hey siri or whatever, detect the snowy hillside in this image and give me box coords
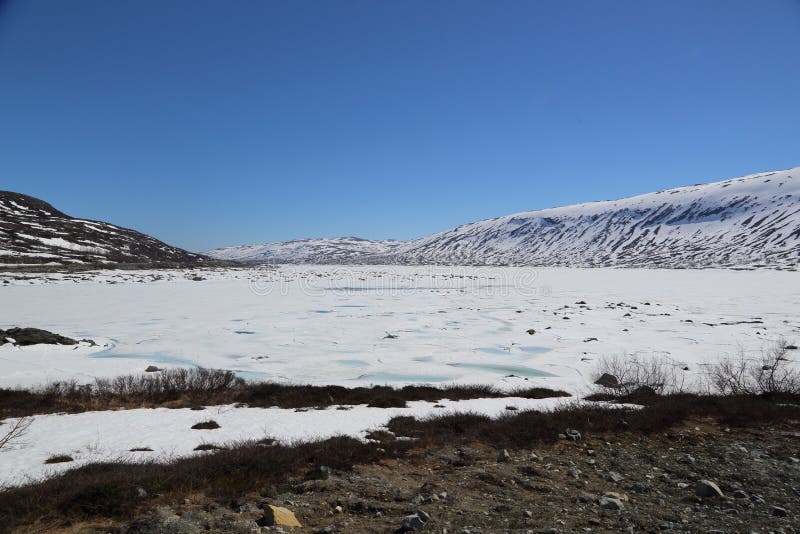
[0,191,210,268]
[389,168,799,269]
[207,237,403,264]
[211,167,799,269]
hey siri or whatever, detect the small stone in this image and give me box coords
[565,429,582,441]
[400,513,427,531]
[607,471,624,483]
[567,467,579,479]
[732,490,748,499]
[136,487,148,498]
[771,506,788,517]
[334,505,343,514]
[695,480,724,498]
[497,449,511,463]
[523,510,533,518]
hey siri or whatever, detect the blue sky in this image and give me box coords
[1,0,798,252]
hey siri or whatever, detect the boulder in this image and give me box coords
[695,480,724,498]
[598,497,624,510]
[399,512,428,531]
[0,327,79,346]
[594,373,620,388]
[256,505,302,527]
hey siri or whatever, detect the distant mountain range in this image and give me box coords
[208,237,403,264]
[208,167,800,269]
[0,191,211,269]
[3,167,798,270]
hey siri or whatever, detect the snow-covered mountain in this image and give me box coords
[0,191,211,268]
[210,167,799,269]
[388,167,800,269]
[207,237,403,264]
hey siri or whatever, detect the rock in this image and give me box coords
[306,465,334,480]
[598,496,624,510]
[607,471,624,483]
[565,429,581,442]
[144,365,161,372]
[577,492,596,503]
[523,510,533,518]
[497,449,511,463]
[0,327,79,346]
[695,480,724,498]
[526,329,536,335]
[594,373,620,388]
[567,467,579,479]
[771,506,788,517]
[400,513,427,531]
[257,505,302,527]
[136,487,148,498]
[732,489,748,499]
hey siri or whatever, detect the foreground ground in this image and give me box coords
[13,418,800,533]
[3,396,799,533]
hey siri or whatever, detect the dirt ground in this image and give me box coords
[68,417,800,534]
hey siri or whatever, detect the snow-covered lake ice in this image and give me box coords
[2,265,798,392]
[1,265,798,485]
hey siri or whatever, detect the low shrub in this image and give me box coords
[709,339,800,396]
[0,369,571,418]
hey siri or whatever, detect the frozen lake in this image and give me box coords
[2,265,798,394]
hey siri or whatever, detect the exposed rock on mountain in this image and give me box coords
[0,191,211,269]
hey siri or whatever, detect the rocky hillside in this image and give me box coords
[0,191,211,269]
[209,167,799,269]
[207,237,403,264]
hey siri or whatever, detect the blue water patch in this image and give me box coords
[518,346,551,354]
[447,362,555,377]
[338,359,369,367]
[90,351,198,367]
[479,347,512,356]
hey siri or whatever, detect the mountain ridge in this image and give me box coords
[208,167,800,269]
[0,190,213,269]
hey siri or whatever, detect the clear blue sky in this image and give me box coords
[1,0,798,252]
